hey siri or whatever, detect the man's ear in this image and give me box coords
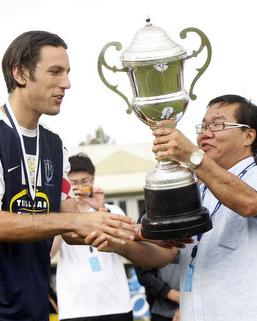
[245,128,256,147]
[12,65,27,86]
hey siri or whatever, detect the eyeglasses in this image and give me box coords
[70,179,93,187]
[195,121,250,134]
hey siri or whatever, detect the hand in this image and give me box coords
[73,211,138,245]
[84,223,140,252]
[133,225,194,248]
[84,230,127,252]
[152,120,196,164]
[167,289,180,304]
[142,238,194,249]
[81,186,105,210]
[131,224,144,241]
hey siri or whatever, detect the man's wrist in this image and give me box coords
[187,148,205,171]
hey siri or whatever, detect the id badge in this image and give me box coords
[89,256,101,272]
[183,264,194,292]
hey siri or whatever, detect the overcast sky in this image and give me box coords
[0,0,256,149]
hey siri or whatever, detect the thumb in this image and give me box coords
[99,207,108,212]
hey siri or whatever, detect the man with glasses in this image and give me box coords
[88,95,257,321]
[150,94,257,321]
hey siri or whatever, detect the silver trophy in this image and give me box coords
[98,19,212,239]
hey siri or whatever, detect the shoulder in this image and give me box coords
[39,123,66,155]
[39,122,62,141]
[243,161,257,190]
[230,157,257,190]
[0,110,12,128]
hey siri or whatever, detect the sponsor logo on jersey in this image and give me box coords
[9,189,50,213]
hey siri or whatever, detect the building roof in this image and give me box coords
[69,143,155,195]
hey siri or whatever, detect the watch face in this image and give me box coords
[191,154,202,165]
[190,150,204,166]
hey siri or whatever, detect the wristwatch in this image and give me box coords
[187,149,205,170]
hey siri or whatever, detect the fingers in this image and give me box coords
[84,218,135,242]
[152,147,174,162]
[144,238,194,249]
[93,186,104,194]
[152,128,174,142]
[152,142,170,152]
[167,241,187,249]
[97,240,109,251]
[168,238,194,248]
[77,212,137,242]
[176,238,194,244]
[98,207,108,212]
[102,235,126,247]
[108,213,135,224]
[101,225,135,241]
[85,232,109,247]
[152,119,177,138]
[85,231,126,252]
[85,231,108,248]
[85,231,98,244]
[152,130,178,161]
[152,239,179,249]
[105,214,138,233]
[152,130,178,148]
[70,232,80,238]
[133,225,144,241]
[151,119,176,130]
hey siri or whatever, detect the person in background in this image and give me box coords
[51,153,133,321]
[0,30,135,321]
[135,263,180,321]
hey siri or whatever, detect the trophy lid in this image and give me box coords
[121,18,187,64]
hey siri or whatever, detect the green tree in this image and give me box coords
[79,127,111,145]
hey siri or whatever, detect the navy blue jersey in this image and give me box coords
[0,120,63,320]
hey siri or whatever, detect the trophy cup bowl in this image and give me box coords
[97,19,213,239]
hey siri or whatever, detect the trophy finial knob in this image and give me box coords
[145,16,152,26]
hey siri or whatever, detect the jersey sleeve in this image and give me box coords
[61,147,74,201]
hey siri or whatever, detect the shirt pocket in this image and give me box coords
[217,214,246,250]
[208,216,246,267]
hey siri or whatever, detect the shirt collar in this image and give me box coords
[229,156,255,176]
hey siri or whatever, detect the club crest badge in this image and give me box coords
[44,160,54,184]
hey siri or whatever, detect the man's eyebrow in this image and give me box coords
[202,115,226,122]
[48,65,70,72]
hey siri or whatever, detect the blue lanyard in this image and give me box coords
[192,160,256,255]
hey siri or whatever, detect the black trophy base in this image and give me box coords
[141,183,212,240]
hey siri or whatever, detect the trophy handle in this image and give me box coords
[179,28,212,100]
[97,42,132,114]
